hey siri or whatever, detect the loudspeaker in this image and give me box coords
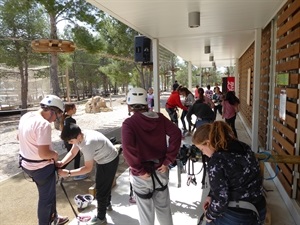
[134,36,151,62]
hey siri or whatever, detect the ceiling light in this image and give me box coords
[209,55,214,61]
[188,12,200,28]
[204,46,210,54]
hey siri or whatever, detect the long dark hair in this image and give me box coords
[225,91,240,105]
[197,87,205,102]
[180,87,193,97]
[60,103,76,130]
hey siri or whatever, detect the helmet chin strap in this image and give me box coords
[49,110,54,121]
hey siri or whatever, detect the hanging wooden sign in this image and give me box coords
[31,39,75,53]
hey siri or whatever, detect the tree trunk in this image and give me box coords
[49,14,61,96]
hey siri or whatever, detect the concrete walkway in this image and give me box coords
[0,94,297,225]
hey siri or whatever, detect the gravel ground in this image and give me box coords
[0,95,129,182]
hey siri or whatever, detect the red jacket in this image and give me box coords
[166,91,188,111]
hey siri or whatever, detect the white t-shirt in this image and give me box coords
[77,130,118,164]
[18,111,54,170]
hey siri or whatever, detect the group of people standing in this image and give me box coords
[166,82,240,138]
[17,83,265,225]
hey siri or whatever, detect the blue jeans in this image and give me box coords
[195,119,212,128]
[23,164,57,225]
[207,207,266,225]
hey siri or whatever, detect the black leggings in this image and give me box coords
[62,142,81,169]
[180,110,189,130]
[225,114,237,138]
[166,107,178,125]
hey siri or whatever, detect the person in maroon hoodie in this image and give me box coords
[122,87,181,225]
[165,85,188,126]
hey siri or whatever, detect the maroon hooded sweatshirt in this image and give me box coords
[121,111,181,176]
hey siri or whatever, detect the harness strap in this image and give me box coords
[19,154,48,168]
[134,170,168,199]
[228,201,259,216]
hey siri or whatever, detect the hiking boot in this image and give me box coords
[87,216,107,225]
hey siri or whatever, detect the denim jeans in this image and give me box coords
[23,164,57,225]
[207,206,266,225]
[195,119,212,128]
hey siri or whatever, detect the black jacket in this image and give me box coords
[186,100,214,126]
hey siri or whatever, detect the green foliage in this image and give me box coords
[72,26,104,53]
[0,0,49,67]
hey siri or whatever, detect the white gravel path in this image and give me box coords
[0,96,129,182]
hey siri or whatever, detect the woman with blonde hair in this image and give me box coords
[192,121,266,225]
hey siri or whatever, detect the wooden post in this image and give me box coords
[255,153,300,164]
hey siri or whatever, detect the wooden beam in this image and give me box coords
[255,153,300,164]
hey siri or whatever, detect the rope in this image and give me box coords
[258,151,280,180]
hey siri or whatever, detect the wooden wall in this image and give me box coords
[273,0,300,200]
[238,0,300,202]
[238,44,254,128]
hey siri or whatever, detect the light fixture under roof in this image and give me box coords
[188,12,200,28]
[204,46,210,54]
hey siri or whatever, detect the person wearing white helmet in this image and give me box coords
[18,94,68,225]
[122,87,182,225]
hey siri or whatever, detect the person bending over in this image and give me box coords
[58,124,119,225]
[192,121,266,225]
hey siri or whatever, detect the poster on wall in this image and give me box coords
[279,89,286,120]
[221,77,235,93]
[276,73,289,86]
[227,77,235,91]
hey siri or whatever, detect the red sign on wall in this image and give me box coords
[227,77,235,91]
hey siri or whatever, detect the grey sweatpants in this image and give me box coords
[130,170,173,225]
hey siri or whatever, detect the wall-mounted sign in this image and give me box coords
[279,89,286,120]
[276,73,289,86]
[227,77,235,91]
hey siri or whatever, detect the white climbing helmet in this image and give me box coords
[126,87,147,105]
[40,95,64,112]
[74,194,94,209]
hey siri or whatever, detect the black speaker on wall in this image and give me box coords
[134,36,151,62]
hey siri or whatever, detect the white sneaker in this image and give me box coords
[87,216,107,225]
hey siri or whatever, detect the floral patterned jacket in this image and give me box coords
[206,140,264,220]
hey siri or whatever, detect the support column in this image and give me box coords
[188,61,192,90]
[234,59,239,97]
[152,39,160,113]
[251,28,262,152]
